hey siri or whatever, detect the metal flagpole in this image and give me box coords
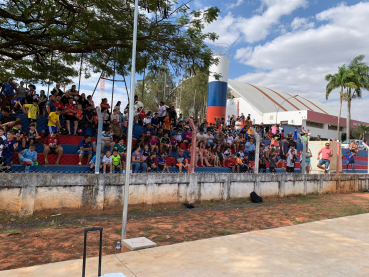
[78,54,83,92]
[164,72,166,100]
[111,47,117,113]
[122,0,139,241]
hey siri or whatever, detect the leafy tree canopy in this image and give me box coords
[0,0,220,84]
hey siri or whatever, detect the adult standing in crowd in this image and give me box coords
[168,105,177,126]
[45,95,56,118]
[317,142,333,173]
[52,84,64,97]
[1,77,17,111]
[158,102,167,123]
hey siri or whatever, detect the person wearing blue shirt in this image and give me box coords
[293,128,298,142]
[77,135,93,165]
[2,130,18,173]
[89,153,103,173]
[18,144,38,173]
[1,77,17,111]
[175,149,189,173]
[151,113,160,134]
[343,151,355,173]
[244,140,256,161]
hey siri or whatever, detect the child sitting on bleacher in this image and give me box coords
[102,150,113,174]
[170,134,178,153]
[111,150,122,173]
[142,144,150,161]
[243,153,253,173]
[18,144,37,173]
[148,135,159,154]
[12,122,23,144]
[146,152,157,173]
[228,153,237,173]
[158,152,170,173]
[120,149,132,173]
[114,138,126,156]
[89,153,103,173]
[76,104,83,121]
[22,123,40,149]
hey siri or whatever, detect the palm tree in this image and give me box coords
[325,66,357,141]
[355,124,369,140]
[346,55,369,139]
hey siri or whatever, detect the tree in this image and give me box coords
[135,68,177,113]
[355,124,369,140]
[325,66,357,141]
[0,0,220,84]
[178,71,209,121]
[346,55,369,139]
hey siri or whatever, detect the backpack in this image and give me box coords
[59,126,68,135]
[250,191,263,203]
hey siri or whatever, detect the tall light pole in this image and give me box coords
[121,0,139,241]
[275,95,298,125]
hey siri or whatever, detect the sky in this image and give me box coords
[37,0,369,122]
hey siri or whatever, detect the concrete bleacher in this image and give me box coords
[4,112,367,173]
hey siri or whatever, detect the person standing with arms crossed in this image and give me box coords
[317,143,333,173]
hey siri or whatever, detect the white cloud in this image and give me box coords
[203,12,240,45]
[234,47,253,64]
[234,2,369,122]
[227,0,244,10]
[235,0,308,43]
[290,17,314,31]
[204,0,308,45]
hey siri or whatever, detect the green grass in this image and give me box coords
[129,209,143,214]
[114,228,122,235]
[0,229,17,234]
[219,229,237,236]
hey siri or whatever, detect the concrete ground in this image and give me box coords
[2,213,369,277]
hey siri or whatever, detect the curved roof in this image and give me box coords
[228,80,338,116]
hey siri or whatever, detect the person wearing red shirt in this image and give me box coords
[228,154,237,173]
[43,131,64,165]
[54,96,64,110]
[64,98,78,136]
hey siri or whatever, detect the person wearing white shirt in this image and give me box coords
[226,115,231,127]
[102,151,113,174]
[197,130,206,147]
[204,130,216,146]
[143,114,151,126]
[158,101,167,123]
[226,134,234,144]
[279,124,283,133]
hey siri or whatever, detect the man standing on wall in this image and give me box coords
[317,143,333,173]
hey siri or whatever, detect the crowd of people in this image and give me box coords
[0,77,356,174]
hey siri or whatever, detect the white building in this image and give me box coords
[227,80,368,139]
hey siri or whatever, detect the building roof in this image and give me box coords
[228,80,338,116]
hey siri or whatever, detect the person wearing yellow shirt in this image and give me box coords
[48,108,62,134]
[23,99,40,128]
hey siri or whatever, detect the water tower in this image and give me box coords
[206,44,230,124]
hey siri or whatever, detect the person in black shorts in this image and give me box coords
[146,152,158,173]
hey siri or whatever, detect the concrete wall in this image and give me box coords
[1,173,369,217]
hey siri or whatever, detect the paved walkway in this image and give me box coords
[2,214,369,277]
